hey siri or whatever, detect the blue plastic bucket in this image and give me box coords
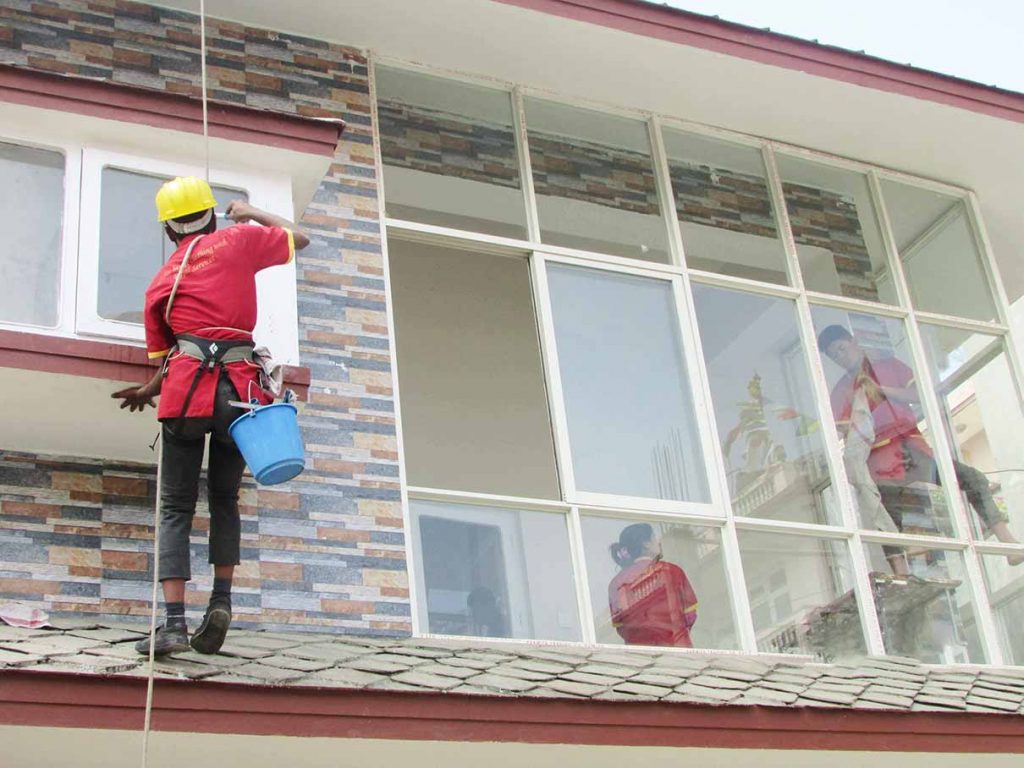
[228,402,305,485]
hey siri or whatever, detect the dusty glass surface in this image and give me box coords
[863,543,983,664]
[693,284,838,525]
[738,530,865,660]
[664,130,787,284]
[547,263,709,503]
[0,142,64,327]
[880,180,996,322]
[98,169,245,323]
[981,553,1024,665]
[526,98,669,263]
[376,67,527,238]
[777,155,896,305]
[411,500,580,641]
[581,515,737,650]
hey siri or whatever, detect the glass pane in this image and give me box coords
[880,180,996,322]
[812,308,955,537]
[663,130,787,284]
[582,516,738,650]
[919,325,1024,546]
[0,142,64,327]
[390,240,559,498]
[525,98,669,262]
[693,285,838,525]
[777,155,896,305]
[411,500,580,641]
[864,543,982,663]
[981,554,1024,665]
[547,264,709,503]
[376,67,527,239]
[738,531,865,660]
[97,169,246,323]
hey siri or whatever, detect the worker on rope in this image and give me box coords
[112,176,310,656]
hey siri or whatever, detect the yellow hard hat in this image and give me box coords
[155,176,218,222]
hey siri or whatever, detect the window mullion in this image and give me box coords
[647,115,686,269]
[513,86,542,244]
[761,144,803,290]
[567,506,598,644]
[868,171,1004,664]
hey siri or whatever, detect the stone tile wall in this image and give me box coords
[0,0,409,635]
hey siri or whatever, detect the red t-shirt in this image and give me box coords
[608,559,698,648]
[144,224,295,420]
[829,356,933,481]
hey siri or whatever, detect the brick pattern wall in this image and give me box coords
[0,1,409,634]
[377,99,878,300]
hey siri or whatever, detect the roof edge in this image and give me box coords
[494,0,1024,124]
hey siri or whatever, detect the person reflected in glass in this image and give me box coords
[466,586,507,638]
[608,523,698,647]
[817,325,1023,569]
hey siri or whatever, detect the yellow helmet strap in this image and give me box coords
[166,208,214,235]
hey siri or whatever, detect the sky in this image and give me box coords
[663,0,1024,94]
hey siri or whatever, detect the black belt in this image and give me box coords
[172,335,255,420]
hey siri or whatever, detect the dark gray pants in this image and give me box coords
[158,375,247,582]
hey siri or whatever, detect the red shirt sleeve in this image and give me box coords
[143,282,175,360]
[230,223,295,272]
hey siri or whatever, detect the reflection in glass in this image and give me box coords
[411,500,580,641]
[663,130,788,284]
[981,554,1024,665]
[738,531,865,660]
[376,67,527,238]
[880,180,996,322]
[98,169,245,323]
[547,264,709,502]
[525,98,669,262]
[582,517,737,649]
[919,325,1024,552]
[390,240,559,499]
[864,543,982,663]
[812,309,954,542]
[777,155,896,304]
[0,142,64,327]
[693,285,837,525]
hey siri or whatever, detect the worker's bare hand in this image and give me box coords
[225,200,258,224]
[111,386,156,413]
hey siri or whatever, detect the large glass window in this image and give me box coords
[0,142,64,327]
[811,307,955,539]
[738,530,865,660]
[376,67,528,238]
[546,263,709,504]
[525,98,669,263]
[981,554,1024,665]
[693,284,838,525]
[390,239,559,498]
[663,130,788,284]
[581,516,738,650]
[777,155,896,305]
[880,180,996,322]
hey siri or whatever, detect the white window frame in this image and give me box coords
[75,148,300,363]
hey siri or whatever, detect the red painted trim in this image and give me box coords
[0,65,345,155]
[495,0,1024,124]
[0,330,309,400]
[1,670,1023,752]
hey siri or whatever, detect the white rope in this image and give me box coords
[141,3,212,765]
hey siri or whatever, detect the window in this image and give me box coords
[0,142,66,328]
[380,63,1024,664]
[76,149,299,362]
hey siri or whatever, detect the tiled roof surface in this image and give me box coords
[3,619,1024,715]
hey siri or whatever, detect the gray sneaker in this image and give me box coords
[135,623,190,656]
[190,602,231,654]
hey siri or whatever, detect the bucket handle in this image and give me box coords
[228,383,297,413]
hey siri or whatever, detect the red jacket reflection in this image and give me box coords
[608,559,698,647]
